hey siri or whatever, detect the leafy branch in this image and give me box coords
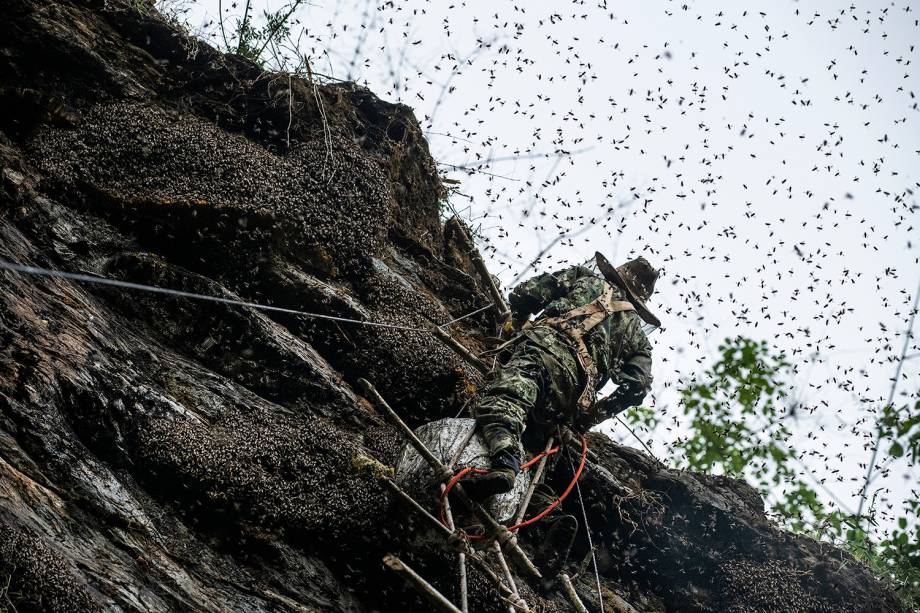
[210,0,308,68]
[675,335,919,607]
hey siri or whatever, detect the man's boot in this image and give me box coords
[458,448,520,503]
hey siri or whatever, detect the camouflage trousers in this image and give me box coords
[473,326,582,459]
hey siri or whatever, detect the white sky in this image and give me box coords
[182,0,920,539]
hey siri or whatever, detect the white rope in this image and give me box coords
[439,303,493,328]
[566,441,604,613]
[613,414,664,466]
[306,57,336,184]
[0,260,484,333]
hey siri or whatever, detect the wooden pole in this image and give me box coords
[449,426,477,469]
[359,378,453,482]
[476,509,541,579]
[446,423,476,612]
[384,554,463,613]
[431,325,490,375]
[458,549,468,613]
[359,378,542,579]
[448,217,511,321]
[514,436,555,525]
[440,485,468,613]
[382,478,451,538]
[381,477,517,604]
[559,574,589,613]
[491,541,529,613]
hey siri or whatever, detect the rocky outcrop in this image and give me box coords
[0,1,901,611]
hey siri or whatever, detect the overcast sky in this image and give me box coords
[183,0,919,538]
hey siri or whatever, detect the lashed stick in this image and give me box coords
[559,573,589,613]
[384,554,462,613]
[439,486,468,612]
[359,378,542,579]
[514,436,555,525]
[359,379,452,482]
[492,540,529,613]
[448,217,511,321]
[446,426,476,613]
[378,475,517,604]
[431,325,490,374]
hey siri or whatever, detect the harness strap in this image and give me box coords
[535,284,635,413]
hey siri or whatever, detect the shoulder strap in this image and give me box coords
[535,283,636,414]
[539,284,634,337]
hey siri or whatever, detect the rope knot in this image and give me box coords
[496,527,517,547]
[446,531,470,553]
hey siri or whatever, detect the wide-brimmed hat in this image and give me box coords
[595,252,661,328]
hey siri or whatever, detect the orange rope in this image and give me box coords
[521,446,560,470]
[439,434,588,540]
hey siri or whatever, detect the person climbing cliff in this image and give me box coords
[461,252,660,503]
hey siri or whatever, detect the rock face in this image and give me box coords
[0,1,902,611]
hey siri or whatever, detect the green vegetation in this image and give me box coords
[664,336,918,608]
[217,0,307,68]
[125,0,310,72]
[677,338,795,494]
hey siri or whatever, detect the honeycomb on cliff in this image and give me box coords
[28,101,394,271]
[0,523,97,613]
[134,409,387,542]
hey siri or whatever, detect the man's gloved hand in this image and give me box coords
[573,404,603,433]
[505,305,533,334]
[574,395,630,432]
[600,393,633,418]
[572,411,596,434]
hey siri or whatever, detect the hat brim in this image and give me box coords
[595,252,662,328]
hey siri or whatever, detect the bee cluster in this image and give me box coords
[28,101,395,275]
[349,261,482,421]
[134,409,386,542]
[717,558,834,613]
[0,522,96,612]
[26,85,484,427]
[24,92,486,524]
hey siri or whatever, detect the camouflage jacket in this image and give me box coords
[508,265,654,416]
